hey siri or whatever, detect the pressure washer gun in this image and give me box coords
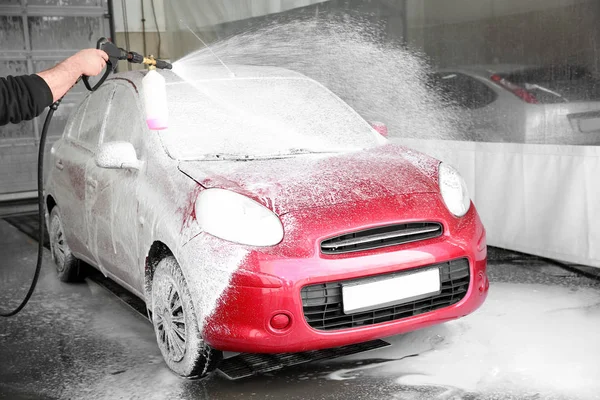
[82,37,172,91]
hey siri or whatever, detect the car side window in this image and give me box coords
[78,84,115,149]
[101,84,144,153]
[64,97,89,140]
[431,72,497,109]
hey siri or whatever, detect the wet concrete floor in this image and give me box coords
[1,218,599,400]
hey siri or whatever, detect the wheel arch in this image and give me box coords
[46,194,57,214]
[145,240,175,300]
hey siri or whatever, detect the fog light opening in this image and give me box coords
[270,313,291,330]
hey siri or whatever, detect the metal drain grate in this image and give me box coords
[216,339,390,380]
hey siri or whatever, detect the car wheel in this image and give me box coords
[151,256,222,378]
[49,207,85,282]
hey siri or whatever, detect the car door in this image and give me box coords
[49,96,92,259]
[86,82,146,291]
[76,84,117,273]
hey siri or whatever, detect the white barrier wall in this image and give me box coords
[392,138,600,268]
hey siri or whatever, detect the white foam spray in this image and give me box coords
[172,16,466,142]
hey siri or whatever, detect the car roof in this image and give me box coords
[106,64,308,88]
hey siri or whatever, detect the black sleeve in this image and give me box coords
[0,74,54,126]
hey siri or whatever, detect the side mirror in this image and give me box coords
[95,141,141,170]
[369,121,388,137]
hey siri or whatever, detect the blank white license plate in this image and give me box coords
[342,268,441,314]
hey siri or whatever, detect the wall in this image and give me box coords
[406,0,600,75]
[112,0,167,32]
[406,0,591,26]
[111,0,169,70]
[167,0,328,29]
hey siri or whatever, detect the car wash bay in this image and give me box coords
[2,217,600,400]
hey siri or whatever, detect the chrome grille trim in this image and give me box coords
[320,222,443,254]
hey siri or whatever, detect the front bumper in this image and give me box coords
[195,196,488,354]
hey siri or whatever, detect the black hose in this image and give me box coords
[0,100,60,317]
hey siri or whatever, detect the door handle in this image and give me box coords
[86,179,97,189]
[55,160,64,170]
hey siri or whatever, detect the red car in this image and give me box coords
[45,65,488,378]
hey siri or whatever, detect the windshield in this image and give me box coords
[159,77,386,160]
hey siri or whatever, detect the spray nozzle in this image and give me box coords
[97,37,173,70]
[139,55,173,70]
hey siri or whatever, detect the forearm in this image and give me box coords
[0,48,106,126]
[36,58,82,103]
[0,75,53,126]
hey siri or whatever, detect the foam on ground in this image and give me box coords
[325,282,600,400]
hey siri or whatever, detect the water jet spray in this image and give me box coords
[179,19,236,78]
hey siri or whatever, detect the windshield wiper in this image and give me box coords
[286,148,342,155]
[187,153,252,161]
[199,149,345,161]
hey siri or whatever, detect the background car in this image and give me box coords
[427,64,600,144]
[45,65,489,378]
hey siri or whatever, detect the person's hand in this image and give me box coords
[70,49,109,77]
[37,48,110,102]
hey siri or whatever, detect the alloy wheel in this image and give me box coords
[155,282,187,362]
[51,218,66,273]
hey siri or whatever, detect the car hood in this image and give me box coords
[178,144,440,215]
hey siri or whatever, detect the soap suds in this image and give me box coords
[160,75,386,160]
[179,233,249,331]
[178,144,440,216]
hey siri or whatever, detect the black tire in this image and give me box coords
[151,256,222,378]
[49,207,85,282]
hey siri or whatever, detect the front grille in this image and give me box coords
[320,222,443,254]
[301,258,470,331]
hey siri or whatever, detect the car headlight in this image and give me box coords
[438,162,471,217]
[196,188,284,246]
